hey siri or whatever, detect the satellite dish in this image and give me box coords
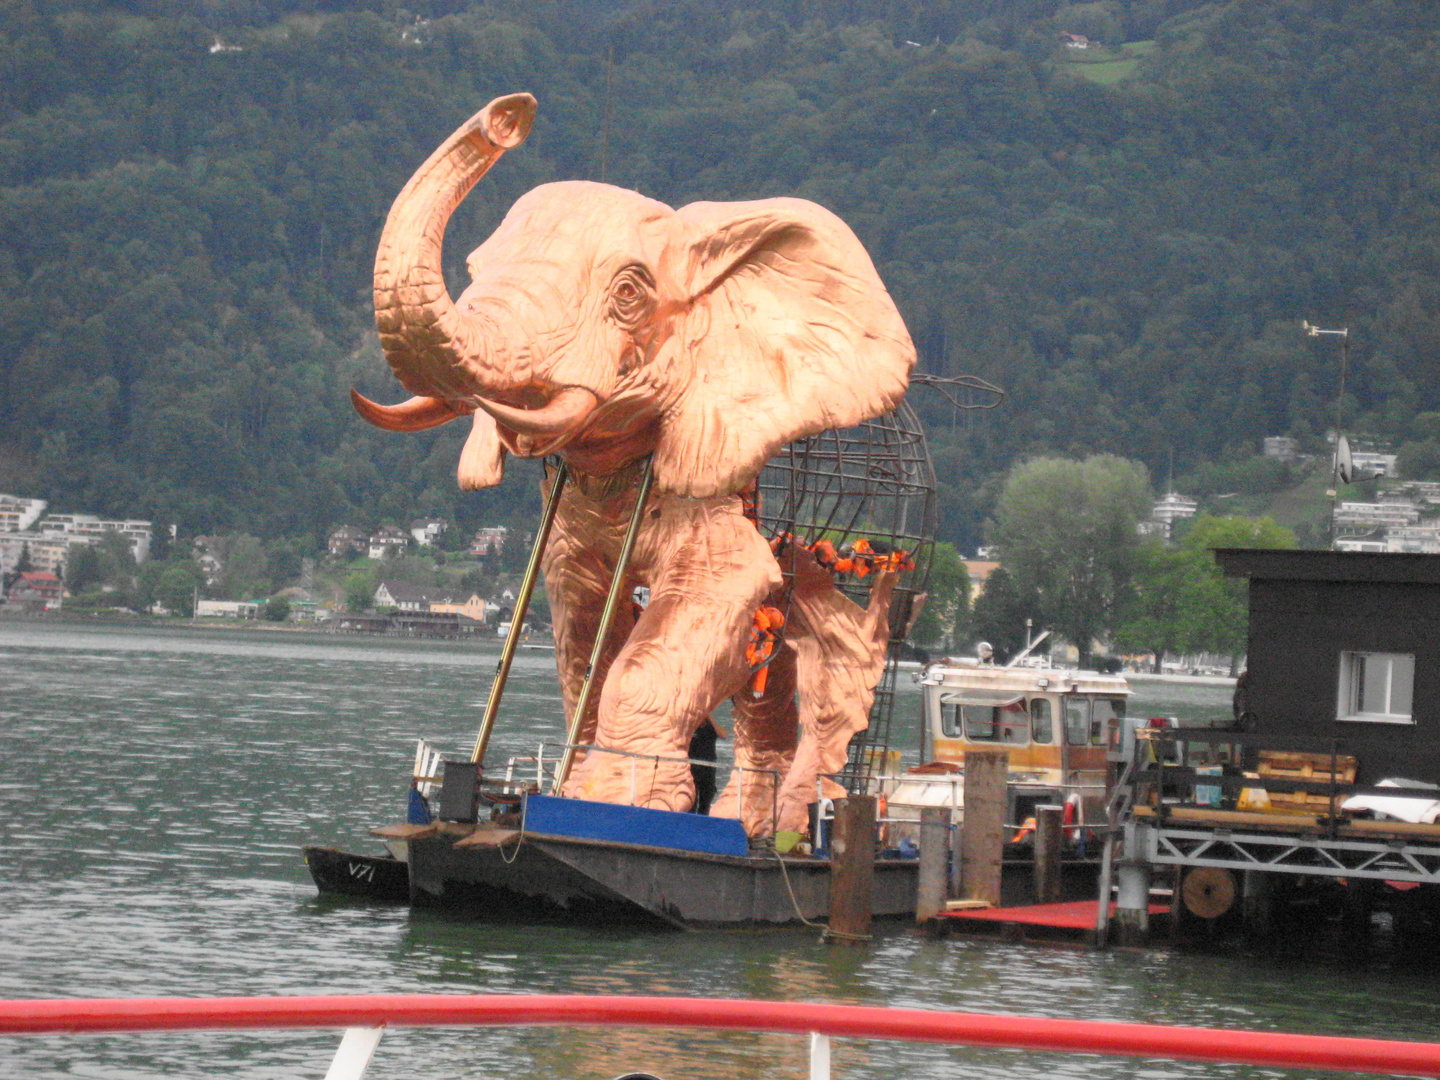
[1334,433,1354,484]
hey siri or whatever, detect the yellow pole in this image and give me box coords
[470,461,570,766]
[554,457,654,792]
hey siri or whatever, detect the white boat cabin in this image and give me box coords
[882,658,1131,831]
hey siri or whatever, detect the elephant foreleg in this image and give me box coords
[542,494,635,777]
[711,641,799,837]
[563,493,780,813]
[777,558,898,833]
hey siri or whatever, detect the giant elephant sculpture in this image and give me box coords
[354,94,916,834]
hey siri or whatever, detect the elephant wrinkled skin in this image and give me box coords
[356,94,916,834]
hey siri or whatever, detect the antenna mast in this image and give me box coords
[1302,320,1350,550]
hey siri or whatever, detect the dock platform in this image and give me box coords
[928,899,1171,945]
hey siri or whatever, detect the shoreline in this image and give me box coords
[1126,671,1237,687]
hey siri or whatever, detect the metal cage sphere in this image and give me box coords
[755,399,937,787]
[757,398,937,611]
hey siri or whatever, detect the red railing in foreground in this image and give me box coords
[3,993,1440,1077]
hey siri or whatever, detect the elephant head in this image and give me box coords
[355,93,916,493]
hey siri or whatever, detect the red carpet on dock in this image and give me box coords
[936,899,1171,941]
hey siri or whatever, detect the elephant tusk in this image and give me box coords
[350,390,465,431]
[473,386,600,438]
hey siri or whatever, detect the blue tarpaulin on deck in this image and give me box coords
[522,794,750,857]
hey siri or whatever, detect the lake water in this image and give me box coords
[0,621,1432,1079]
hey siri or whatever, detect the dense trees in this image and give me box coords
[1113,513,1296,671]
[1397,413,1440,481]
[3,0,1438,557]
[990,454,1151,665]
[909,540,970,647]
[973,454,1295,667]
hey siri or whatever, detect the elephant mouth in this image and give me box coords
[351,385,600,458]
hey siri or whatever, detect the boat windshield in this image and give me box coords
[960,700,1029,744]
[1065,696,1127,746]
[939,692,1027,742]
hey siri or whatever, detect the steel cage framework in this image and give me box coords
[755,400,937,791]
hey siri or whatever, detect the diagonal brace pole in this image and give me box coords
[471,460,571,766]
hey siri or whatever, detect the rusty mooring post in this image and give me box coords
[826,795,876,944]
[1033,803,1064,904]
[916,805,950,922]
[959,750,1007,907]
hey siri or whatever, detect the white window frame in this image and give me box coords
[1337,651,1415,725]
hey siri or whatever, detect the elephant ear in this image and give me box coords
[655,198,915,498]
[457,410,507,490]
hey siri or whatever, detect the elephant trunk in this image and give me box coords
[372,93,536,402]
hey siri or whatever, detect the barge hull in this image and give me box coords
[303,846,410,903]
[407,831,919,929]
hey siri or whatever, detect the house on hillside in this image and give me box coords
[1408,482,1440,504]
[192,536,225,585]
[0,494,47,532]
[328,526,367,558]
[5,570,63,612]
[1062,32,1091,48]
[373,581,432,612]
[368,526,409,560]
[1334,501,1420,533]
[1351,451,1398,477]
[428,591,486,623]
[1263,436,1299,462]
[0,534,70,577]
[1146,492,1198,542]
[962,560,1000,599]
[39,513,152,563]
[409,518,448,547]
[470,526,508,557]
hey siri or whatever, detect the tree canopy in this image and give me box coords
[3,0,1438,556]
[989,453,1151,665]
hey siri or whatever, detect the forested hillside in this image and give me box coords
[3,0,1438,551]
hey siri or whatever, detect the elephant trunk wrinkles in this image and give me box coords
[373,93,536,402]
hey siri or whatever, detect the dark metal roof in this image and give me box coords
[1214,548,1440,584]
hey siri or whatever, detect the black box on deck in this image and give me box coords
[438,759,481,823]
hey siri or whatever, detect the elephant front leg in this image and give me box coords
[564,495,780,812]
[542,499,634,777]
[778,559,899,829]
[711,641,799,838]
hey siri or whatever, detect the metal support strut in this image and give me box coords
[471,460,571,766]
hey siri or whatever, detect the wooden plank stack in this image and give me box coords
[1256,750,1358,813]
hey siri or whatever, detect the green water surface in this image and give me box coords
[0,622,1430,1079]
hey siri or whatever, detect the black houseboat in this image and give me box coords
[1104,549,1440,946]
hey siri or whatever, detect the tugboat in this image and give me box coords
[870,643,1132,904]
[884,645,1131,828]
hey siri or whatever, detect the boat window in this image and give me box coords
[1091,697,1124,745]
[1031,698,1053,744]
[1064,697,1090,745]
[963,701,1029,744]
[940,700,962,737]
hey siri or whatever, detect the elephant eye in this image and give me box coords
[609,265,655,330]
